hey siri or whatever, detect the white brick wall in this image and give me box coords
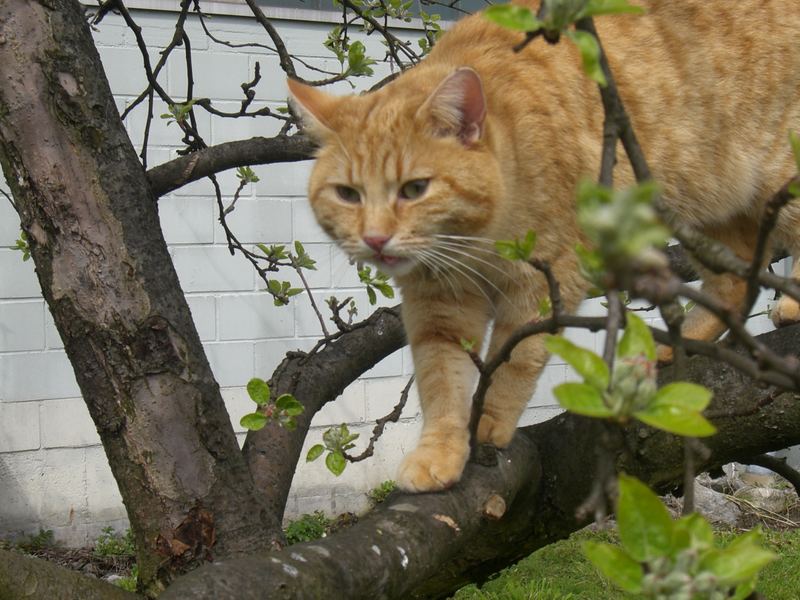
[0,5,791,545]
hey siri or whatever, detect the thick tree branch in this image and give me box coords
[3,326,799,599]
[158,324,800,600]
[0,548,138,600]
[146,134,316,197]
[242,306,406,523]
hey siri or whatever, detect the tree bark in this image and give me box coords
[0,0,278,593]
[0,548,138,600]
[158,324,799,600]
[242,306,406,524]
[146,135,317,198]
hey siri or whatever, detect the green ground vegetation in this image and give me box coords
[453,527,800,599]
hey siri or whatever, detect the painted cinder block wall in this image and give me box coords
[0,2,790,546]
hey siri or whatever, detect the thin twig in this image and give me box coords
[602,292,623,370]
[242,0,297,78]
[294,263,330,338]
[0,187,16,211]
[327,296,355,333]
[741,177,800,320]
[344,376,415,462]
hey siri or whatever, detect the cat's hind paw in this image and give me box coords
[771,295,800,328]
[476,413,515,448]
[656,344,674,364]
[396,441,469,493]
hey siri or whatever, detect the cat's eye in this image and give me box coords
[335,185,361,204]
[399,178,430,201]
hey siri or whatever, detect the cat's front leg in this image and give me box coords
[476,313,549,448]
[396,291,489,492]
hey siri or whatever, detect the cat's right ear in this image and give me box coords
[418,67,486,146]
[287,78,339,141]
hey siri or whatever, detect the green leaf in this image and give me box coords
[484,5,542,32]
[460,338,476,352]
[246,378,271,406]
[292,240,317,270]
[553,383,613,418]
[633,405,717,437]
[236,166,259,183]
[544,335,610,390]
[582,541,643,593]
[650,382,712,412]
[494,230,537,261]
[346,41,375,76]
[578,0,645,19]
[790,130,800,172]
[575,243,605,286]
[731,578,759,600]
[366,285,377,305]
[325,451,347,476]
[672,513,714,554]
[306,444,325,462]
[565,29,606,87]
[495,240,524,261]
[276,393,304,417]
[373,282,395,299]
[240,412,268,431]
[698,529,777,586]
[616,474,673,562]
[617,313,656,360]
[538,297,552,317]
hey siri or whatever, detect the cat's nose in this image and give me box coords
[363,235,391,252]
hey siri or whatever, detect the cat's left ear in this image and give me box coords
[287,78,339,141]
[418,67,486,146]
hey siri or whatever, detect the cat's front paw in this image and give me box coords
[396,440,469,493]
[772,295,800,327]
[476,413,515,448]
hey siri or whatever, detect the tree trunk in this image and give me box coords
[0,0,279,594]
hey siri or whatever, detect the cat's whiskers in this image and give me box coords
[424,247,511,306]
[414,250,461,300]
[433,234,497,246]
[432,240,513,278]
[433,239,503,261]
[418,248,496,307]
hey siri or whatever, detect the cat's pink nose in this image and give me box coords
[363,235,391,252]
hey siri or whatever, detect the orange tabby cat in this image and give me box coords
[288,0,800,492]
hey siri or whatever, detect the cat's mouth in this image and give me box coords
[371,253,415,276]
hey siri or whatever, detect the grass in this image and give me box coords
[452,527,800,599]
[93,526,135,558]
[284,511,332,545]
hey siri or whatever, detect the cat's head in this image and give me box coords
[288,67,503,279]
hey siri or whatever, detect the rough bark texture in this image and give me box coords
[242,306,406,523]
[165,435,541,600]
[0,0,278,593]
[0,548,137,600]
[157,325,798,600]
